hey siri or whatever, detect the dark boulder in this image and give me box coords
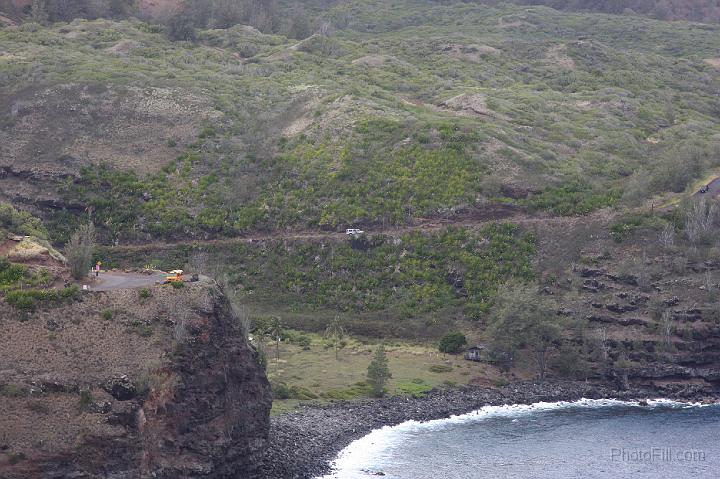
[103,375,137,401]
[606,303,638,314]
[664,296,680,307]
[580,268,606,278]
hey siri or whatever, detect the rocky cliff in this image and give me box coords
[0,280,271,478]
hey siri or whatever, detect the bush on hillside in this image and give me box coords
[65,223,95,280]
[438,332,467,354]
[0,203,47,239]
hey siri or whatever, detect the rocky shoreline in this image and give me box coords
[259,380,718,479]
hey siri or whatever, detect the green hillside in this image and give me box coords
[5,2,720,402]
[1,1,719,242]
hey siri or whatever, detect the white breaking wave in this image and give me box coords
[316,397,717,479]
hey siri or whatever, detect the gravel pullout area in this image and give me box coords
[260,381,718,479]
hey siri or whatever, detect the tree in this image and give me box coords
[487,284,565,380]
[593,327,611,366]
[247,0,277,32]
[284,6,312,39]
[684,198,717,245]
[367,344,391,397]
[268,316,283,364]
[30,0,48,24]
[438,332,467,354]
[657,223,675,249]
[660,310,674,350]
[664,96,676,126]
[324,315,346,360]
[166,12,197,42]
[65,223,95,280]
[254,333,268,371]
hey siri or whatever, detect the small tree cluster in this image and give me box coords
[324,315,346,360]
[65,223,95,280]
[487,284,565,380]
[684,198,717,245]
[367,344,391,397]
[438,332,467,354]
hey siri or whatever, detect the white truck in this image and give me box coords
[345,228,364,236]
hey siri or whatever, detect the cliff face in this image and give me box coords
[0,281,271,478]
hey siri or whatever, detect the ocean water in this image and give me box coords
[319,399,720,479]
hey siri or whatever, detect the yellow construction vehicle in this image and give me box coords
[163,270,184,284]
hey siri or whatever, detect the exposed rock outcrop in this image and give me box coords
[0,282,271,478]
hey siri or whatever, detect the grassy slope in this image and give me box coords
[1,2,719,241]
[13,0,712,340]
[102,224,535,337]
[4,2,720,408]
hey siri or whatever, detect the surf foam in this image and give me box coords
[316,398,718,478]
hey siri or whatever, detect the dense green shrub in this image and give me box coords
[610,214,665,242]
[367,345,391,397]
[396,380,433,398]
[65,223,95,280]
[220,224,535,320]
[0,203,47,238]
[271,382,318,400]
[4,286,79,310]
[526,183,620,216]
[438,332,467,354]
[166,13,196,42]
[319,382,374,400]
[0,259,27,287]
[5,290,38,310]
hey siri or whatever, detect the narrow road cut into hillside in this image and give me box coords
[101,204,541,253]
[98,174,720,255]
[102,205,621,254]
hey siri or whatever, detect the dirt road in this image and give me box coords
[90,271,168,291]
[104,204,555,254]
[694,177,720,197]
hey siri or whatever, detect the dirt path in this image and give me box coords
[102,206,526,253]
[90,271,168,291]
[693,177,720,197]
[102,206,620,255]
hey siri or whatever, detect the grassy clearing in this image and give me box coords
[266,331,494,414]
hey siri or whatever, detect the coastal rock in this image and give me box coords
[259,380,714,479]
